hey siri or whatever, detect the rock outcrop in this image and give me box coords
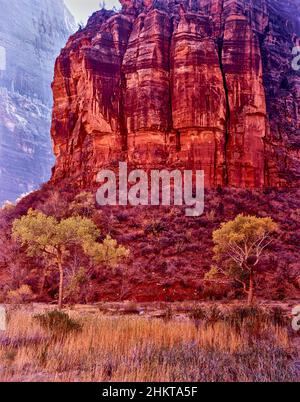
[51,0,300,188]
[0,0,75,205]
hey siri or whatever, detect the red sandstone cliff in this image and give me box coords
[51,0,300,188]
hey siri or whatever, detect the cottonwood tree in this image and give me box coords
[13,210,99,309]
[87,235,130,300]
[90,235,130,269]
[207,215,278,304]
[12,210,123,309]
[13,210,130,308]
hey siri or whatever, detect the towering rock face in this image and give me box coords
[0,0,75,205]
[51,0,300,188]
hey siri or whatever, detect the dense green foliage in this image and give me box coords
[209,215,278,303]
[12,209,129,308]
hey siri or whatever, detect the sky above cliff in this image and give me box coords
[64,0,121,23]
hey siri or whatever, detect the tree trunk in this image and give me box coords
[248,269,254,305]
[57,252,64,310]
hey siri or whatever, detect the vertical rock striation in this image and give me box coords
[51,0,300,188]
[0,0,75,204]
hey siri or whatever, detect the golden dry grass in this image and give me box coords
[0,308,298,382]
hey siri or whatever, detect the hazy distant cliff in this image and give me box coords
[0,0,76,204]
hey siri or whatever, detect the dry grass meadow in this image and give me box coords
[0,304,299,382]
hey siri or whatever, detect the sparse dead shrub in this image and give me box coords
[144,220,166,236]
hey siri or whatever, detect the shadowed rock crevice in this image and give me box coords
[217,35,230,186]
